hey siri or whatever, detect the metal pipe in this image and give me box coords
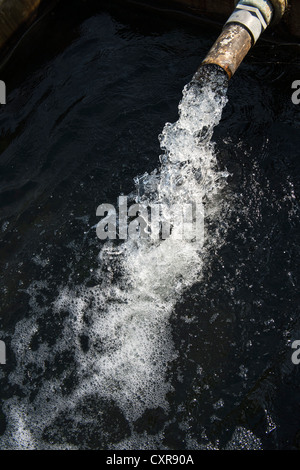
[200,23,253,80]
[270,0,288,24]
[196,0,288,80]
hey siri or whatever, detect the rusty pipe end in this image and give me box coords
[200,23,253,80]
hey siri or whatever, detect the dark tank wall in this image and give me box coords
[0,0,299,53]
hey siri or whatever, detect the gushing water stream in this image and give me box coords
[1,68,229,449]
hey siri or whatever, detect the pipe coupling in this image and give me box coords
[228,0,274,44]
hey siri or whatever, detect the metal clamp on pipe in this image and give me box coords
[195,0,288,80]
[228,0,273,44]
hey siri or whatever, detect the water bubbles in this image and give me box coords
[1,69,229,449]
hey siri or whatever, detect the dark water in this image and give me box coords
[0,1,299,450]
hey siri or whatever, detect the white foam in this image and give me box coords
[1,75,230,449]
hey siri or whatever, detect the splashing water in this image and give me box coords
[1,67,229,449]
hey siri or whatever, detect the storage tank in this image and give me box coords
[0,0,299,53]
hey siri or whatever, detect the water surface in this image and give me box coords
[0,1,299,450]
